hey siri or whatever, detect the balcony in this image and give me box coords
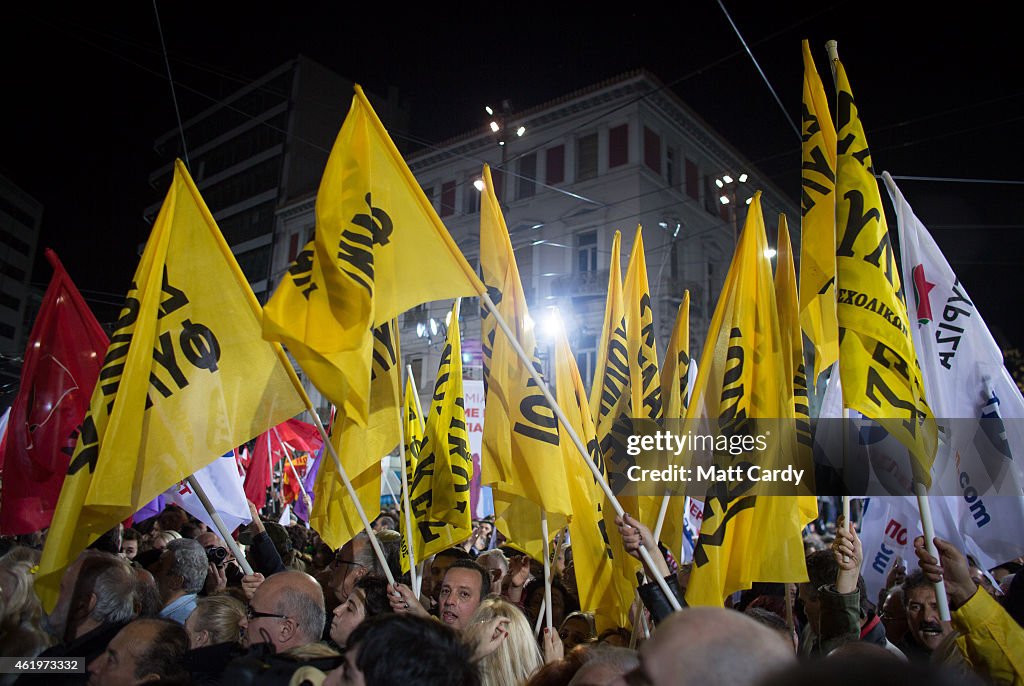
[550,269,609,298]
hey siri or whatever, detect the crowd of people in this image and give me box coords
[1,501,1021,686]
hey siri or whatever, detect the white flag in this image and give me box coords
[165,452,253,535]
[886,172,1024,569]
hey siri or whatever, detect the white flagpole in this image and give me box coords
[398,365,419,593]
[914,481,952,620]
[540,510,553,634]
[652,489,672,544]
[186,475,253,576]
[479,290,682,612]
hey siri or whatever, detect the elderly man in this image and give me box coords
[611,607,794,686]
[151,538,207,624]
[239,569,326,653]
[87,618,189,686]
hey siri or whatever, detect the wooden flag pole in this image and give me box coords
[479,291,682,612]
[185,475,254,576]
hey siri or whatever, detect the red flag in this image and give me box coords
[0,250,109,534]
[242,419,322,509]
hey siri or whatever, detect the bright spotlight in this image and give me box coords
[473,179,485,192]
[764,248,777,259]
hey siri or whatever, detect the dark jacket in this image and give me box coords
[637,574,687,625]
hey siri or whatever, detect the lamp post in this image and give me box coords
[715,172,750,248]
[484,101,526,203]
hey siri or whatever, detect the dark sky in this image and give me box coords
[4,2,1023,347]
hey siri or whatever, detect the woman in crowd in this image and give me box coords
[465,596,543,686]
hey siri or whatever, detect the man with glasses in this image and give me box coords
[239,569,327,653]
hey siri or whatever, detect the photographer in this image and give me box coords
[197,531,245,596]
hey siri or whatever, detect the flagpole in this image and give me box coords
[270,345,398,587]
[401,363,420,594]
[479,291,682,612]
[540,509,553,634]
[283,451,312,515]
[533,597,546,638]
[185,475,254,576]
[914,481,952,621]
[652,489,672,543]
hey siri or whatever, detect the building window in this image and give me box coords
[643,127,661,174]
[666,147,677,187]
[704,175,719,214]
[685,159,699,200]
[546,145,565,185]
[517,153,537,200]
[577,134,598,181]
[608,124,628,168]
[288,233,299,262]
[577,230,598,273]
[235,244,272,284]
[440,180,456,217]
[466,177,481,214]
[576,333,597,391]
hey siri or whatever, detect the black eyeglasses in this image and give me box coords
[246,604,288,621]
[332,556,366,571]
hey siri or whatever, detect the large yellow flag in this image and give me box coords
[833,52,937,482]
[478,165,568,516]
[311,320,401,550]
[37,160,305,609]
[775,216,818,527]
[263,86,484,428]
[684,193,809,607]
[776,216,814,467]
[590,232,634,505]
[623,227,665,528]
[799,39,839,385]
[554,321,634,631]
[588,231,643,599]
[657,291,692,556]
[409,301,474,560]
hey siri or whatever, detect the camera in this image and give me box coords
[206,545,228,566]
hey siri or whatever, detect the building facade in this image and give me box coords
[0,173,43,394]
[270,70,798,408]
[147,55,408,302]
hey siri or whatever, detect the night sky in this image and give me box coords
[4,2,1022,348]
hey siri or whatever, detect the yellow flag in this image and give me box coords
[491,489,566,564]
[588,232,643,604]
[657,292,692,556]
[684,194,809,607]
[399,374,424,574]
[799,39,840,385]
[776,216,814,468]
[775,216,818,527]
[263,86,484,429]
[590,232,635,509]
[37,160,305,610]
[310,320,401,550]
[478,165,568,515]
[662,292,692,422]
[409,301,473,560]
[622,227,665,528]
[553,321,634,632]
[833,53,937,482]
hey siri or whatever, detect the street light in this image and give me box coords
[715,171,750,247]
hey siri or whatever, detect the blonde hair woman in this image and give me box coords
[465,596,543,686]
[184,594,246,648]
